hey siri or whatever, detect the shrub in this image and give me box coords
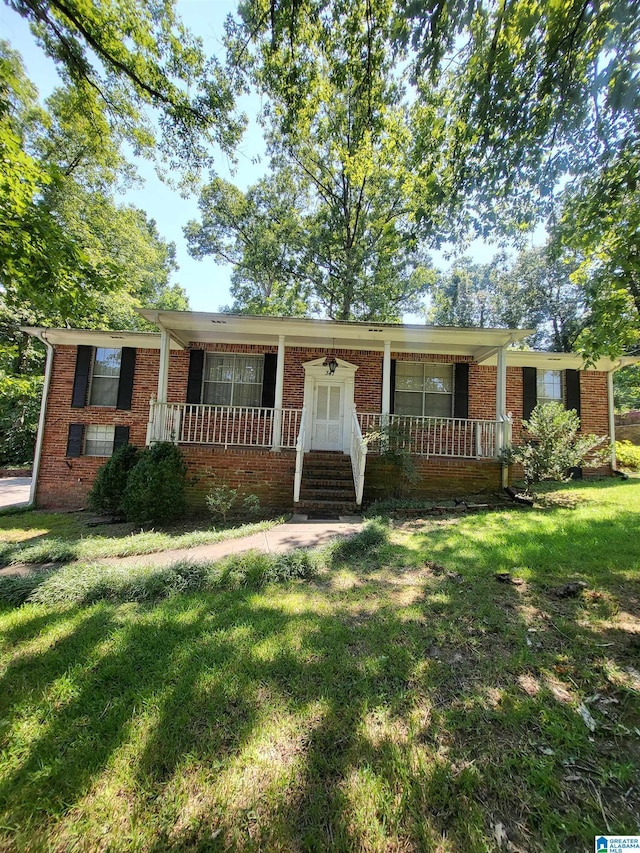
[206,481,262,523]
[364,421,419,496]
[88,443,140,516]
[122,442,187,525]
[616,440,640,471]
[205,482,238,523]
[502,403,608,491]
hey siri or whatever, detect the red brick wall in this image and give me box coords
[36,345,159,509]
[182,446,296,511]
[364,456,502,501]
[35,342,614,509]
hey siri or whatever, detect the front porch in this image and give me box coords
[147,400,509,509]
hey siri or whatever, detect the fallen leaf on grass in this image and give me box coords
[577,703,597,732]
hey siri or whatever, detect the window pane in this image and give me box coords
[537,370,562,402]
[205,354,234,383]
[203,382,232,406]
[423,364,453,393]
[94,348,121,377]
[396,363,424,392]
[394,391,423,416]
[90,376,118,407]
[85,425,115,456]
[424,393,452,417]
[234,356,264,385]
[232,383,261,407]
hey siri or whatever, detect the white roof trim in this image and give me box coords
[21,328,182,350]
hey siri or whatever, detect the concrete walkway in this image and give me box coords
[0,478,31,509]
[111,516,363,568]
[0,516,364,577]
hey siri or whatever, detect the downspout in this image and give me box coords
[29,331,55,506]
[607,368,616,472]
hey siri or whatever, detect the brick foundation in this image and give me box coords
[181,446,296,512]
[364,456,503,502]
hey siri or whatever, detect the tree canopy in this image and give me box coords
[220,0,639,351]
[6,0,244,172]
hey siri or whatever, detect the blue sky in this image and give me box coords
[1,0,543,316]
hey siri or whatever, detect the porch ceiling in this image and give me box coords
[138,310,533,359]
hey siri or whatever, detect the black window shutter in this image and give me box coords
[116,347,136,410]
[66,423,84,457]
[565,369,581,418]
[453,363,469,419]
[186,349,204,404]
[71,345,93,408]
[113,425,130,451]
[389,359,396,415]
[522,367,537,420]
[261,353,277,408]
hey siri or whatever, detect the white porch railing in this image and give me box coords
[293,407,307,503]
[357,413,501,459]
[147,401,302,449]
[350,412,368,506]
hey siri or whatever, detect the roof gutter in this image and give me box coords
[29,330,55,507]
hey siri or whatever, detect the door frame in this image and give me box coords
[302,357,358,454]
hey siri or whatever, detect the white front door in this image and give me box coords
[312,382,343,450]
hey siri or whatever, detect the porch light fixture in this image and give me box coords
[324,340,338,375]
[324,354,338,375]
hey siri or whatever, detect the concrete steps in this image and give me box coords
[297,451,358,516]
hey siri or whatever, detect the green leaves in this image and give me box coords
[9,0,244,172]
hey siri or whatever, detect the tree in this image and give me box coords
[227,0,433,321]
[5,0,243,172]
[0,44,188,463]
[552,147,640,361]
[614,365,640,413]
[185,170,310,316]
[427,248,586,351]
[236,0,639,343]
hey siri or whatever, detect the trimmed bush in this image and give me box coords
[122,442,187,526]
[88,443,140,516]
[616,440,640,471]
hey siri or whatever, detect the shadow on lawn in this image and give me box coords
[0,509,639,851]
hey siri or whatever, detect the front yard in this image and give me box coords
[0,479,639,851]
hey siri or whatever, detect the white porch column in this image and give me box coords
[496,345,508,484]
[157,327,171,404]
[382,341,391,420]
[272,334,286,450]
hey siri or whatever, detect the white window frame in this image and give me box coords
[202,353,265,408]
[89,347,122,407]
[84,424,115,457]
[394,362,454,418]
[537,369,564,407]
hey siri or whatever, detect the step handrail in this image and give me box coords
[293,406,307,503]
[350,411,367,506]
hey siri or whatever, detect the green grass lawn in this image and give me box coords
[0,511,280,567]
[0,479,639,852]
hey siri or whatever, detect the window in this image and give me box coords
[202,353,264,407]
[84,424,115,456]
[89,348,122,406]
[395,363,453,417]
[537,369,563,406]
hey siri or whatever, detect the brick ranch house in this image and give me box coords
[24,311,634,513]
